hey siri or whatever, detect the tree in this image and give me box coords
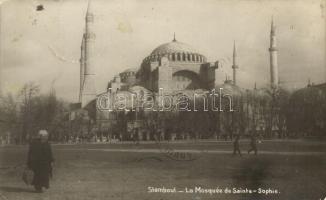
[257,86,291,138]
[19,82,40,143]
[0,82,71,144]
[287,85,326,137]
[0,93,20,142]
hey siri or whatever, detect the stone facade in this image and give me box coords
[107,38,220,95]
[75,17,283,140]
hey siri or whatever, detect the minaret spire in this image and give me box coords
[87,0,91,12]
[232,40,239,85]
[269,16,279,88]
[86,0,94,25]
[271,16,275,35]
[80,0,96,107]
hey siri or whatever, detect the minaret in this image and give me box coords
[269,17,279,88]
[79,35,85,102]
[80,0,96,107]
[232,41,238,85]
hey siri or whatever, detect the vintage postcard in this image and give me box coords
[0,0,325,199]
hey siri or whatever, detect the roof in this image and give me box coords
[150,40,200,56]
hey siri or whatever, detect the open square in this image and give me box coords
[1,140,325,200]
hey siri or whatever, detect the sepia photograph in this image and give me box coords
[0,0,325,199]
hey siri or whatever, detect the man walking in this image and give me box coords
[248,135,258,155]
[232,135,242,156]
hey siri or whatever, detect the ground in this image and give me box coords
[0,140,326,200]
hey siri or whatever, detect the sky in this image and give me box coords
[0,0,325,102]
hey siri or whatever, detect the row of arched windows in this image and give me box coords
[144,53,206,63]
[120,71,136,78]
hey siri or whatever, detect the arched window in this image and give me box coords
[168,54,172,61]
[177,53,181,61]
[172,53,176,61]
[187,54,191,61]
[182,53,186,61]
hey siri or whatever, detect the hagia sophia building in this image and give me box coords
[73,1,281,139]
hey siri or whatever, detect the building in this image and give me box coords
[73,2,284,140]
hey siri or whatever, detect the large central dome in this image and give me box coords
[142,38,206,63]
[151,40,199,56]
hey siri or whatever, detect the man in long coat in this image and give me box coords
[232,135,242,156]
[27,130,54,193]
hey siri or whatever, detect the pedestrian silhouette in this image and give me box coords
[232,135,242,156]
[248,135,258,155]
[27,130,54,193]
